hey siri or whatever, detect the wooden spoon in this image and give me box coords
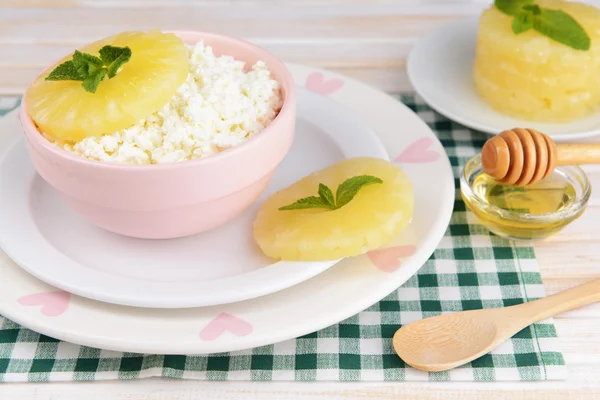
[393,278,600,372]
[481,128,600,186]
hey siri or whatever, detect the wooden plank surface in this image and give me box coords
[1,0,600,398]
[0,0,491,94]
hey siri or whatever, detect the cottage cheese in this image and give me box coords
[61,42,283,164]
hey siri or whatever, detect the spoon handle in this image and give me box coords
[513,278,600,324]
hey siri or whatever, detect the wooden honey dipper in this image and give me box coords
[481,128,600,186]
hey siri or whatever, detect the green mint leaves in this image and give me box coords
[533,8,591,50]
[495,0,534,16]
[318,184,336,208]
[45,45,132,93]
[99,46,133,78]
[279,196,330,211]
[512,10,535,34]
[335,176,381,209]
[279,175,382,211]
[495,0,590,50]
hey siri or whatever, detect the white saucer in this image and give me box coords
[0,63,454,354]
[0,88,388,309]
[407,17,600,142]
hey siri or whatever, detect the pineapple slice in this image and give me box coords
[474,0,600,122]
[25,30,189,142]
[253,158,414,261]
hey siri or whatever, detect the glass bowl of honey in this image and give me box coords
[460,154,591,241]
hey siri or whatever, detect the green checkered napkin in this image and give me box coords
[0,95,566,382]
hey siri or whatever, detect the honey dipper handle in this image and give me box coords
[556,143,600,166]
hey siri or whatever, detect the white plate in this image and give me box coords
[0,63,454,354]
[407,17,600,142]
[0,88,389,309]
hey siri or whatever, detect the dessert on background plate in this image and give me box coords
[474,0,600,123]
[407,0,600,139]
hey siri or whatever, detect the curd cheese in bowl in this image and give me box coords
[21,30,296,239]
[60,42,283,164]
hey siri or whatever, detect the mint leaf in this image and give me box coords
[45,60,83,81]
[82,69,106,94]
[318,184,336,209]
[98,45,129,64]
[495,0,534,16]
[522,4,541,15]
[512,11,534,34]
[99,45,132,78]
[44,45,132,93]
[335,175,383,209]
[279,174,383,211]
[497,1,591,51]
[72,50,103,77]
[533,8,590,50]
[279,196,331,211]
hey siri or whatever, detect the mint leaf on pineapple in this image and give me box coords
[99,45,130,64]
[279,175,383,211]
[318,183,336,208]
[72,50,104,77]
[45,45,132,93]
[45,61,83,81]
[495,0,534,16]
[99,45,132,78]
[335,175,383,209]
[279,196,332,211]
[533,8,590,50]
[522,4,541,15]
[82,69,107,94]
[512,11,534,34]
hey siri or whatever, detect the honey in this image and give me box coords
[460,155,590,241]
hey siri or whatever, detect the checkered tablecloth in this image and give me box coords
[0,95,566,382]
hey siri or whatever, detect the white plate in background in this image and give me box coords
[408,17,600,142]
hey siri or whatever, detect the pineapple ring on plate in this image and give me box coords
[25,30,189,142]
[253,157,414,261]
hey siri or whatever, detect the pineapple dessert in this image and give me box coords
[253,158,414,261]
[25,30,283,164]
[474,0,600,122]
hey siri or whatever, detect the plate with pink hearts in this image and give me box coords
[0,86,387,309]
[0,63,454,354]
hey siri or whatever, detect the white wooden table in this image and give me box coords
[1,0,600,398]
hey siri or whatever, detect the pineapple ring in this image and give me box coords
[253,157,414,261]
[25,30,189,142]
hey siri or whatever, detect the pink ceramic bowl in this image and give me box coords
[20,31,296,239]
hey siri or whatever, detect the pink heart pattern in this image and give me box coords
[368,245,417,273]
[18,291,71,317]
[199,312,253,341]
[395,137,440,163]
[305,72,344,95]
